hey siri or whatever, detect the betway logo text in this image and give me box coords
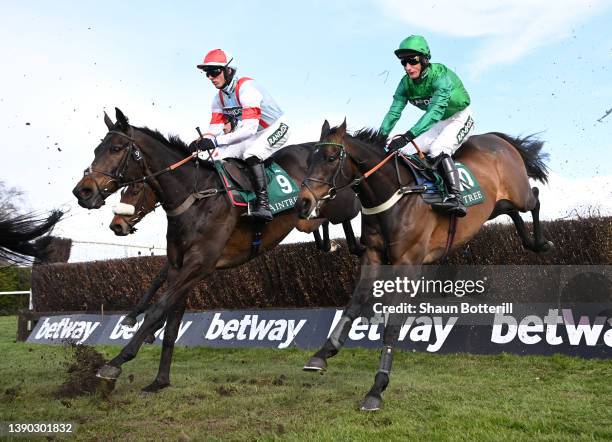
[204,313,306,349]
[34,317,100,344]
[492,309,612,346]
[109,315,192,342]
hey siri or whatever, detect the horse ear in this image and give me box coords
[104,111,114,130]
[115,107,129,130]
[320,120,331,139]
[337,118,347,137]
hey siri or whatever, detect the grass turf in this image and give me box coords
[0,315,611,441]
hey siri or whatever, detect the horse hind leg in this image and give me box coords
[529,187,554,254]
[508,211,538,252]
[507,188,554,254]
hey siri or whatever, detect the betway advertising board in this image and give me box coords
[27,266,612,358]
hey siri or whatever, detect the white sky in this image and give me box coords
[1,1,610,262]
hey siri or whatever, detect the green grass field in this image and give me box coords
[1,315,611,441]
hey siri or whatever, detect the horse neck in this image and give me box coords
[271,143,310,182]
[132,129,214,208]
[347,138,412,208]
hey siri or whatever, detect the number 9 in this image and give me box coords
[276,175,293,194]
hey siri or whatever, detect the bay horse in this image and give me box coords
[297,120,553,410]
[71,108,361,392]
[108,179,363,330]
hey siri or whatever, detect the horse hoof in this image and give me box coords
[144,334,156,344]
[141,380,170,393]
[539,241,555,254]
[121,316,137,327]
[303,356,327,371]
[96,364,122,380]
[360,395,382,412]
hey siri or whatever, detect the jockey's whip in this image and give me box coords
[195,126,216,163]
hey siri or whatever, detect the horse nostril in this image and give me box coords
[110,222,127,236]
[76,186,93,200]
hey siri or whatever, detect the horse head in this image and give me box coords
[72,108,146,209]
[109,181,158,236]
[298,119,357,219]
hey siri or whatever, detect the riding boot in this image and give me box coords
[245,156,273,222]
[431,154,467,217]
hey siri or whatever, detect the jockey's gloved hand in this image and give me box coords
[194,137,216,152]
[387,131,415,153]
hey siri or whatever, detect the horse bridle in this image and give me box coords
[301,141,363,214]
[118,184,159,232]
[84,129,146,198]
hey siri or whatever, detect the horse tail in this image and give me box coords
[0,210,63,262]
[491,132,550,184]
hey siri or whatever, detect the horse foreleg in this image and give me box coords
[313,221,331,252]
[360,314,402,411]
[121,262,170,327]
[141,297,187,393]
[343,220,365,257]
[322,221,331,251]
[303,294,362,371]
[304,248,381,371]
[97,254,211,381]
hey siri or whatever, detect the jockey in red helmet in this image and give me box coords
[195,49,290,222]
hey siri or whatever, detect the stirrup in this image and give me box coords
[432,196,467,217]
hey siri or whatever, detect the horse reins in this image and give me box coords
[305,139,459,260]
[86,128,222,216]
[301,141,401,212]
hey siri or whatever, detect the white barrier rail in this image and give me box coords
[0,290,33,310]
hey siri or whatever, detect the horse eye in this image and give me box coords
[328,156,337,162]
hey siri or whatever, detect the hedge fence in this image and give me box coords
[30,217,612,311]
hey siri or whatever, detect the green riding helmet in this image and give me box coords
[394,35,431,59]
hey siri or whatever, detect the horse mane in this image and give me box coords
[351,128,389,150]
[327,125,388,156]
[136,126,191,156]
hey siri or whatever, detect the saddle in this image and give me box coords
[213,158,300,215]
[398,153,485,208]
[223,159,255,193]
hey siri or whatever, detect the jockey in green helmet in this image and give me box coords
[380,35,475,217]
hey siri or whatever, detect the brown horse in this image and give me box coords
[297,120,553,410]
[71,108,361,392]
[109,179,363,330]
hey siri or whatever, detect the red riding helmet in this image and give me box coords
[197,49,237,71]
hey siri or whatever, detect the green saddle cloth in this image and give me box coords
[406,154,485,207]
[214,161,299,215]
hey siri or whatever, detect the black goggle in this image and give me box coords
[400,55,421,66]
[204,68,223,78]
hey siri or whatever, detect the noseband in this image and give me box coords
[84,130,145,198]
